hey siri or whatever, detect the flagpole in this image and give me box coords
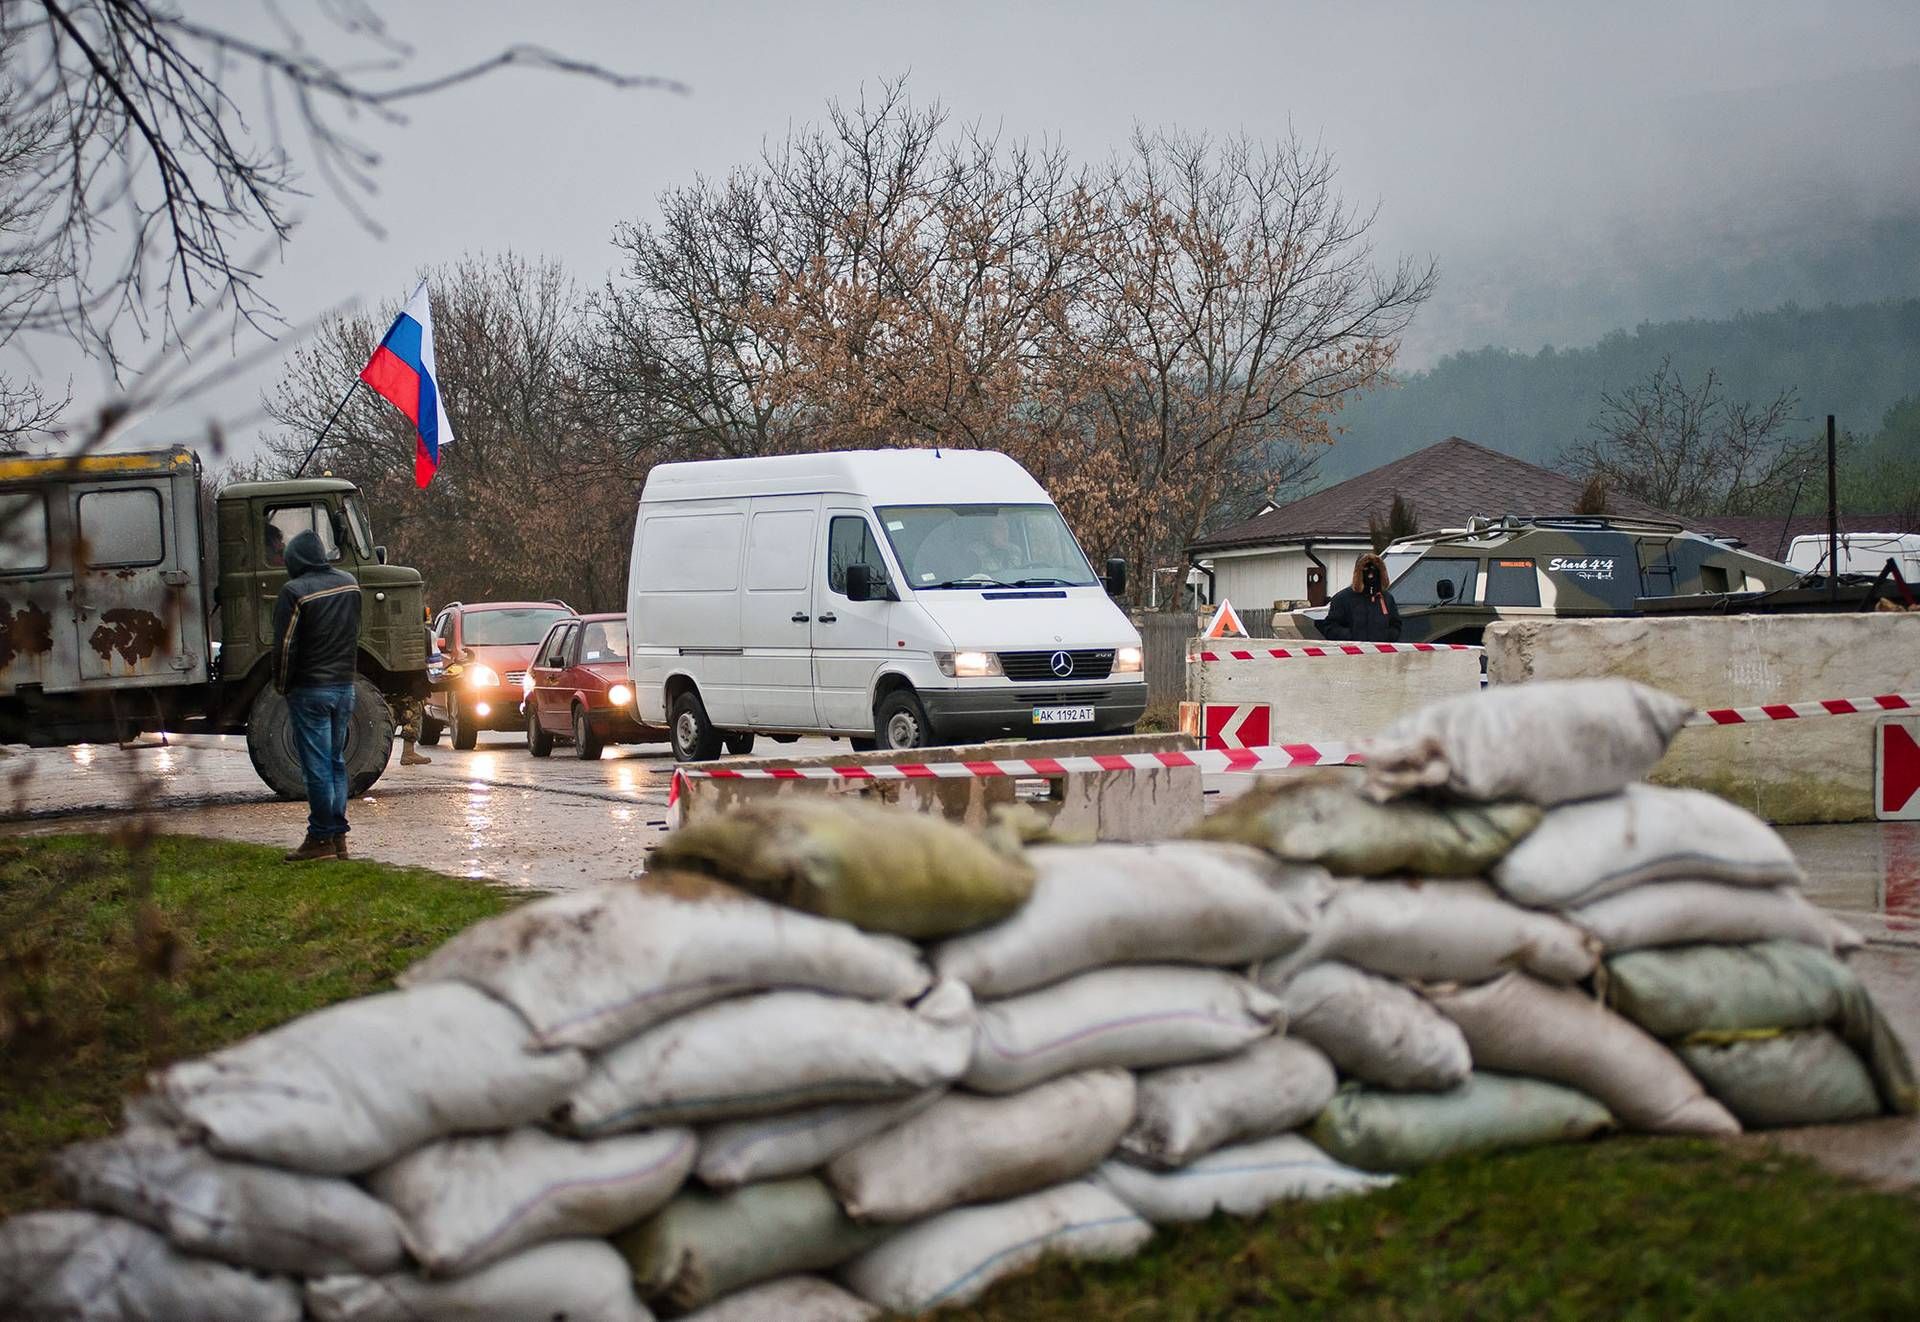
[295,381,365,477]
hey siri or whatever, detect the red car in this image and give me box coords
[523,613,660,758]
[424,600,575,749]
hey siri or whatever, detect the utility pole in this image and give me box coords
[1826,415,1838,603]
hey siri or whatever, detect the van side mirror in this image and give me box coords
[846,563,875,603]
[1436,578,1456,602]
[375,545,388,565]
[1104,557,1127,598]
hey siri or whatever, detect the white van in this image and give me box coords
[1786,532,1920,580]
[626,450,1148,760]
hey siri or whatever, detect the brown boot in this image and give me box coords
[284,835,334,862]
[400,741,431,766]
[331,835,350,860]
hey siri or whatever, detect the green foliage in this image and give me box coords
[951,1138,1920,1321]
[1367,493,1420,553]
[0,833,519,1216]
[1328,299,1920,494]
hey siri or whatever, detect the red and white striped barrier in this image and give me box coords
[665,692,1920,800]
[1188,642,1482,663]
[1688,693,1915,727]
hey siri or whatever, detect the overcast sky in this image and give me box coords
[31,0,1920,461]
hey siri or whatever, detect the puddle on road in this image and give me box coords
[1789,822,1920,926]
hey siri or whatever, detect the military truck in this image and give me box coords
[0,447,428,798]
[1288,515,1802,645]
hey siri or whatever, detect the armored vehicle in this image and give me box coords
[1290,515,1801,645]
[0,447,429,797]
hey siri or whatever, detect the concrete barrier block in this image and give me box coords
[1486,613,1920,824]
[1185,639,1482,743]
[675,733,1203,842]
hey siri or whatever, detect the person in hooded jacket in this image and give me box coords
[1321,551,1402,642]
[272,530,362,860]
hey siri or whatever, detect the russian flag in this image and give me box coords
[359,280,454,488]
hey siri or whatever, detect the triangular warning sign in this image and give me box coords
[1204,598,1248,638]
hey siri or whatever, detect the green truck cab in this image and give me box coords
[0,447,428,798]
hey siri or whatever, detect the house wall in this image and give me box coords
[1208,543,1370,611]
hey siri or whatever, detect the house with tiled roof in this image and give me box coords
[1187,437,1677,609]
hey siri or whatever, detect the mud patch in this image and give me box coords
[0,601,52,669]
[88,609,170,668]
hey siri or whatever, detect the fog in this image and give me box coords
[25,0,1920,458]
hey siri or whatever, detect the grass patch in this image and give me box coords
[0,831,518,1217]
[950,1137,1920,1320]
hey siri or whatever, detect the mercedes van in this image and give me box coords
[625,450,1148,759]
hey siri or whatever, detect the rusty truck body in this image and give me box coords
[0,447,429,798]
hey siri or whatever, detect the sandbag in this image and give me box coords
[1571,882,1854,954]
[1258,962,1472,1093]
[650,799,1035,938]
[1263,879,1598,987]
[1121,1035,1338,1169]
[932,842,1327,998]
[1364,678,1694,805]
[826,1070,1135,1223]
[1429,973,1739,1136]
[1492,785,1803,909]
[0,1210,301,1322]
[368,1127,696,1276]
[1679,1030,1883,1128]
[619,1177,886,1313]
[697,1092,944,1190]
[681,1275,879,1322]
[966,967,1282,1094]
[53,1128,403,1275]
[564,981,974,1135]
[838,1181,1151,1314]
[1312,1072,1612,1170]
[307,1238,652,1322]
[1606,941,1916,1114]
[1190,769,1542,876]
[400,875,931,1050]
[1095,1134,1391,1223]
[142,983,586,1175]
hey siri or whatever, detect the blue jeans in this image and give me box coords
[287,684,355,839]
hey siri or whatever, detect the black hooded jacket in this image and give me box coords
[271,530,362,692]
[1321,551,1402,642]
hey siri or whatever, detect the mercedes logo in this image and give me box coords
[1049,650,1074,678]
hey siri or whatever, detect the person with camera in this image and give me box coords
[1322,551,1402,642]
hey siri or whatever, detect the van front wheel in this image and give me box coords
[670,690,723,762]
[874,690,933,750]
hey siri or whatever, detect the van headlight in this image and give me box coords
[467,663,500,689]
[1114,645,1144,674]
[609,683,632,707]
[935,650,1003,678]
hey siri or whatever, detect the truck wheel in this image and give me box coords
[245,676,397,801]
[669,690,722,762]
[449,693,478,750]
[572,706,605,761]
[874,690,933,750]
[418,712,444,747]
[723,732,756,756]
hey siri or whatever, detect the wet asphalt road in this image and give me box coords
[0,731,799,890]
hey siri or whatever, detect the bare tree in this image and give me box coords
[0,1,680,383]
[1562,358,1807,516]
[591,83,1431,600]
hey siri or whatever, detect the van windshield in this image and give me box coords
[875,503,1098,590]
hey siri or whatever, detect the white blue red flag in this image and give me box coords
[359,280,453,488]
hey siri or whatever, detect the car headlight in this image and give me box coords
[521,671,536,696]
[467,663,500,688]
[1113,645,1144,673]
[934,650,1003,678]
[608,683,632,707]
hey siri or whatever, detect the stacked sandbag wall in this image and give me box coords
[0,680,1911,1321]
